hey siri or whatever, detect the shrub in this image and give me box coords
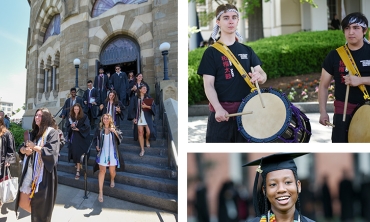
[188,30,345,105]
[9,122,26,150]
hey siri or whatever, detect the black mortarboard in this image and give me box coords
[243,153,309,216]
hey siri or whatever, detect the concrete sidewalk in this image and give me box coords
[188,113,333,143]
[0,183,177,222]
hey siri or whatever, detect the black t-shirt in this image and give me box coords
[197,41,262,102]
[322,43,370,104]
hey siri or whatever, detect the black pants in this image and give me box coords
[331,114,352,143]
[206,112,247,143]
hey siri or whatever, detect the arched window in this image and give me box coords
[92,0,148,18]
[43,14,61,43]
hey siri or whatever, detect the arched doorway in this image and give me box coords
[97,36,141,76]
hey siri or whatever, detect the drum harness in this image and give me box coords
[212,41,258,93]
[336,44,370,100]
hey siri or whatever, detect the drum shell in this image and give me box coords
[236,88,311,143]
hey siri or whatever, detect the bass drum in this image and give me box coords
[236,88,311,143]
[348,101,370,142]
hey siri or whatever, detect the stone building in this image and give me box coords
[23,0,178,128]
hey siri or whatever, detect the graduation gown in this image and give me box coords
[67,115,91,163]
[92,128,124,173]
[94,74,109,105]
[60,96,84,118]
[15,128,60,222]
[83,88,100,119]
[127,81,150,101]
[99,100,125,128]
[110,72,128,102]
[127,95,157,141]
[0,130,16,179]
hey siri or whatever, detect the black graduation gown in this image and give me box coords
[67,115,91,163]
[127,81,150,101]
[99,100,125,128]
[127,96,157,141]
[92,128,124,173]
[110,72,128,101]
[247,210,315,222]
[83,88,100,119]
[94,74,109,105]
[60,96,84,118]
[0,130,16,179]
[15,128,60,222]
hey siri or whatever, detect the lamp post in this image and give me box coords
[73,58,81,88]
[159,42,170,80]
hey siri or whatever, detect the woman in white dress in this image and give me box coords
[92,114,124,203]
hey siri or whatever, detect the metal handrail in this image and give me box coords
[159,88,177,172]
[80,139,93,199]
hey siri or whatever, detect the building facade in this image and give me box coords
[189,0,370,49]
[23,0,178,128]
[0,99,13,117]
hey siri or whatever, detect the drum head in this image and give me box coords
[348,104,370,142]
[238,89,290,142]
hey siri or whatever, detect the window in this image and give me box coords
[92,0,148,18]
[44,14,61,43]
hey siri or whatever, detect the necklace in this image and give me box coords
[259,211,300,222]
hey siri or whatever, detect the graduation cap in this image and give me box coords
[243,153,309,217]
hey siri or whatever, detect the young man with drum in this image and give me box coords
[319,12,370,142]
[197,3,267,143]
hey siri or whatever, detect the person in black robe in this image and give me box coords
[110,64,128,106]
[360,173,370,220]
[15,108,60,222]
[83,79,100,129]
[0,117,16,186]
[218,181,239,222]
[127,84,156,157]
[244,153,315,222]
[94,67,110,107]
[60,87,84,133]
[67,103,91,180]
[320,175,333,221]
[339,169,355,222]
[92,114,124,202]
[99,90,125,128]
[127,73,150,102]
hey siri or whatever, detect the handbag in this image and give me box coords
[0,166,18,203]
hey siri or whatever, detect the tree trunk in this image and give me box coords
[248,0,264,42]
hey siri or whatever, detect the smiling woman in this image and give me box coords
[244,153,316,222]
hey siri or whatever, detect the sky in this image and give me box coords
[0,2,30,112]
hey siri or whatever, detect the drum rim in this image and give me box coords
[236,88,292,142]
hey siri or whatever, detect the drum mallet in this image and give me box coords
[226,111,253,117]
[343,73,351,122]
[251,67,265,108]
[325,120,335,128]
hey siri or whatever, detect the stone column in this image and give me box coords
[52,65,56,91]
[44,68,49,92]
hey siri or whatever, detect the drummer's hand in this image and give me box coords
[319,113,330,126]
[343,74,361,87]
[215,108,229,122]
[249,71,266,84]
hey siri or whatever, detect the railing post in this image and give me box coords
[83,154,88,199]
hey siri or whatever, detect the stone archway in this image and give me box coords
[99,36,141,74]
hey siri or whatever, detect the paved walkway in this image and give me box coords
[188,113,334,143]
[0,184,177,222]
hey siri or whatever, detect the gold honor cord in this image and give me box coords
[336,45,370,100]
[212,41,257,92]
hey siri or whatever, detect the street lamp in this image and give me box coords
[159,42,170,80]
[73,58,81,88]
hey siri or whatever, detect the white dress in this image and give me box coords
[98,133,117,166]
[137,108,147,126]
